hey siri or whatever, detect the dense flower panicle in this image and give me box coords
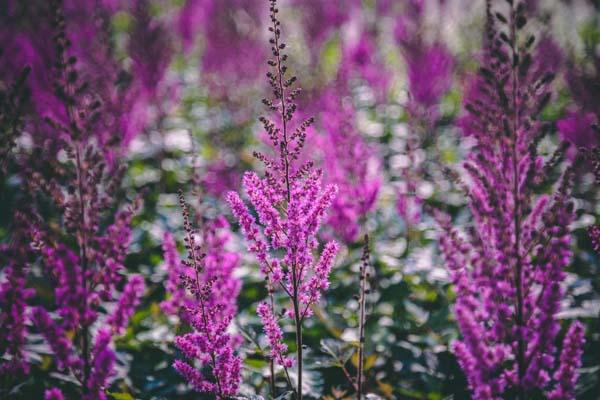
[177,0,265,99]
[342,31,391,99]
[85,329,115,400]
[256,302,294,368]
[291,0,360,62]
[7,3,147,397]
[548,321,585,400]
[0,0,172,150]
[405,44,453,112]
[288,3,385,243]
[308,61,381,243]
[167,193,242,398]
[128,0,174,98]
[437,1,584,398]
[394,0,454,120]
[391,1,454,230]
[317,108,381,242]
[227,2,339,397]
[107,274,145,335]
[0,216,35,375]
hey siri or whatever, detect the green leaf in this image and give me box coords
[320,338,354,364]
[108,392,135,400]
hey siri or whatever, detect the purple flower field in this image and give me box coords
[0,0,598,399]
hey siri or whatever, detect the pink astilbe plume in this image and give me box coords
[342,29,391,101]
[394,0,454,122]
[168,192,242,398]
[393,0,454,232]
[16,2,146,398]
[177,0,265,100]
[291,0,360,63]
[0,0,173,151]
[0,213,35,376]
[226,1,338,398]
[437,1,584,399]
[558,40,600,153]
[556,39,600,252]
[313,88,381,243]
[294,9,383,244]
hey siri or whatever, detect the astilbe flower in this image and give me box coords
[0,213,35,377]
[558,43,600,152]
[556,40,600,252]
[290,0,360,63]
[19,3,145,398]
[293,9,382,243]
[177,0,265,100]
[312,87,381,243]
[393,0,454,232]
[0,0,173,151]
[168,192,242,398]
[394,0,454,121]
[226,2,338,398]
[342,29,391,101]
[436,1,584,398]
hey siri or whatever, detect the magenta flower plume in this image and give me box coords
[392,1,454,232]
[395,0,454,121]
[161,232,190,316]
[0,214,35,376]
[8,3,146,397]
[85,329,115,400]
[306,33,383,243]
[256,302,294,369]
[177,0,265,100]
[314,88,381,243]
[437,2,584,399]
[107,275,145,335]
[227,2,338,398]
[167,192,242,398]
[0,0,173,151]
[291,0,360,62]
[405,43,453,112]
[548,321,585,400]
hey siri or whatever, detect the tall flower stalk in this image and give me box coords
[0,213,35,380]
[356,234,371,399]
[227,1,338,398]
[437,1,584,398]
[19,2,145,397]
[165,192,242,399]
[394,0,454,241]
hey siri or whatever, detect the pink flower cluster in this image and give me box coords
[227,2,339,396]
[166,193,242,398]
[437,3,585,399]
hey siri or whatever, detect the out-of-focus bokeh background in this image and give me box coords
[1,0,599,398]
